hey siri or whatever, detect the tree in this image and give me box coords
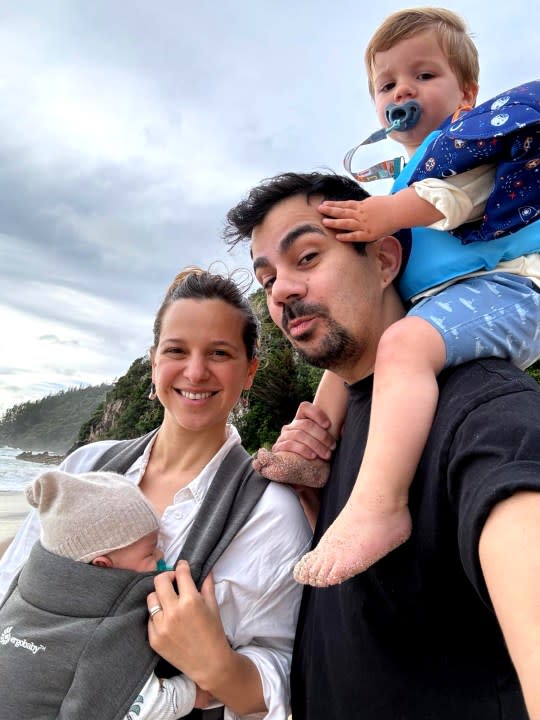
[0,385,112,453]
[74,358,163,448]
[528,360,540,385]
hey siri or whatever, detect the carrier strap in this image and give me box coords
[91,431,269,589]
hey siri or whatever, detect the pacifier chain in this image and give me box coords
[344,100,422,182]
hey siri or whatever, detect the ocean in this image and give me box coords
[0,446,61,493]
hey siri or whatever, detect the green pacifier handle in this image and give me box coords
[156,558,174,572]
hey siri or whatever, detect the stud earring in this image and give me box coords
[148,382,157,400]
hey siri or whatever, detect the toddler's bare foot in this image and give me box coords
[253,448,330,488]
[293,499,412,586]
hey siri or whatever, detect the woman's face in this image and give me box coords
[152,298,258,436]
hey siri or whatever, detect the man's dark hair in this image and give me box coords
[224,172,370,254]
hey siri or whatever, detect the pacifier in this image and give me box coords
[384,100,422,131]
[156,558,174,572]
[343,100,422,184]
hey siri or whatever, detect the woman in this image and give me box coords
[0,268,312,719]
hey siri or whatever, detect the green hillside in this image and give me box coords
[0,384,112,453]
[72,357,164,450]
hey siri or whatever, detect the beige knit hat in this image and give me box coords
[26,469,160,562]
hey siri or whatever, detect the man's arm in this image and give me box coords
[479,491,540,720]
[270,400,333,528]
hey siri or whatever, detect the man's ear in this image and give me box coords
[91,555,113,568]
[371,235,402,288]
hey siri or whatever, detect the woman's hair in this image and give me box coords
[364,7,479,98]
[152,266,259,360]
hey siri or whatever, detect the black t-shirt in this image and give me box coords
[291,359,540,720]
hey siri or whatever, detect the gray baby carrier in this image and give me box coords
[0,430,268,720]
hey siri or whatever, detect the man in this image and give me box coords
[224,172,540,720]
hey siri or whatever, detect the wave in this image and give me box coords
[0,447,61,492]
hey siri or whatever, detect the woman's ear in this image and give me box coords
[91,555,113,568]
[243,357,260,390]
[148,348,159,391]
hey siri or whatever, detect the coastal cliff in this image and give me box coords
[70,357,164,452]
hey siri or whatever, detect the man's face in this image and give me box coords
[251,194,387,382]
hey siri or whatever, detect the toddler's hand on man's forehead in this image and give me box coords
[318,197,399,243]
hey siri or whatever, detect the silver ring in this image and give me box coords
[149,604,163,618]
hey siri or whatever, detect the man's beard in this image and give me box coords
[282,301,362,370]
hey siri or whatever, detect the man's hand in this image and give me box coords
[272,401,335,460]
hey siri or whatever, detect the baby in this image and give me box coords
[0,469,204,719]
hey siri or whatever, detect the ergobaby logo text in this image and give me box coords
[0,626,46,654]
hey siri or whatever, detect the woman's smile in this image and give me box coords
[176,389,217,401]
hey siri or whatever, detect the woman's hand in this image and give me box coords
[290,486,320,531]
[148,563,232,690]
[147,562,266,715]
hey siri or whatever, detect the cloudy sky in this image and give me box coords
[0,0,538,415]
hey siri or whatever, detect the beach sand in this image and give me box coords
[0,492,30,553]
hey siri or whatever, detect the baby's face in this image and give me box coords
[107,530,163,572]
[371,30,476,156]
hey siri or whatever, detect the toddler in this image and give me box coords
[256,8,540,587]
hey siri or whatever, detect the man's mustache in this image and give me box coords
[281,301,328,333]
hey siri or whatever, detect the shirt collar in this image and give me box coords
[186,425,241,505]
[131,424,242,505]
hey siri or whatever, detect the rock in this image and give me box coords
[16,451,64,465]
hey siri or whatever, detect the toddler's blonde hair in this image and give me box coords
[365,7,479,98]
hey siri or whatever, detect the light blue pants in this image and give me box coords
[408,272,540,370]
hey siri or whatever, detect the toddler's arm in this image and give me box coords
[319,164,494,241]
[319,190,444,242]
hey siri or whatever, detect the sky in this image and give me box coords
[0,0,538,415]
